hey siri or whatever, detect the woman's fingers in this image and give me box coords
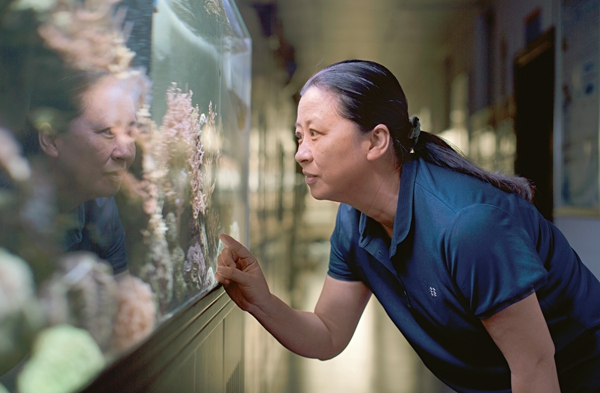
[215,272,231,286]
[216,236,252,286]
[216,264,248,285]
[216,248,239,286]
[218,248,237,268]
[220,234,254,261]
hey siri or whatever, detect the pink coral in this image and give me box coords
[36,0,135,75]
[183,242,205,291]
[111,276,156,352]
[160,84,206,220]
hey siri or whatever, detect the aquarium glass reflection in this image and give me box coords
[0,0,250,390]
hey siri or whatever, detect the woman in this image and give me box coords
[215,60,600,392]
[2,70,138,275]
[38,72,137,275]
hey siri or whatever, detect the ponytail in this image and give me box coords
[412,130,535,202]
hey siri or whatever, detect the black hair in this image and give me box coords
[300,59,534,202]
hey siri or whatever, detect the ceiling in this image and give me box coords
[238,0,486,128]
[277,0,482,78]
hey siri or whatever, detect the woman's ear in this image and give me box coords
[38,123,59,158]
[366,124,392,161]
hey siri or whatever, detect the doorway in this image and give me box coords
[513,28,555,221]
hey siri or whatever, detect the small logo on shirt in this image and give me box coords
[429,287,437,297]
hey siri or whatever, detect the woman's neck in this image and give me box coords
[50,170,87,213]
[348,168,401,232]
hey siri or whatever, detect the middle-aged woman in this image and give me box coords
[1,70,137,275]
[215,60,600,393]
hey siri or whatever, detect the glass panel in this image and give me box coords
[0,0,250,390]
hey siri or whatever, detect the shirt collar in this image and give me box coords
[358,157,417,258]
[390,158,417,257]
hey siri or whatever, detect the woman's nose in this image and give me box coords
[111,129,136,167]
[294,141,312,165]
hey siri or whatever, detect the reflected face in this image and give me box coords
[54,76,136,202]
[294,87,370,202]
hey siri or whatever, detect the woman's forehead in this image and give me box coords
[77,78,136,124]
[298,87,340,117]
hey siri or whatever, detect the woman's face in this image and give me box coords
[54,76,136,202]
[295,87,371,202]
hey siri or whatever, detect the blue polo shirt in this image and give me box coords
[64,197,128,274]
[329,157,600,393]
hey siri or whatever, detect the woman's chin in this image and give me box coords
[89,181,122,200]
[308,187,330,201]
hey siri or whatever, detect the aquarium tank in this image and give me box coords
[0,0,251,391]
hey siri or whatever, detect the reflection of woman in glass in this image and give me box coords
[2,70,139,275]
[34,72,137,275]
[217,60,600,392]
[38,73,137,211]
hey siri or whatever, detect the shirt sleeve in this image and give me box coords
[445,204,548,319]
[328,205,359,281]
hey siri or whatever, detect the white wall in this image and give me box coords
[555,217,600,279]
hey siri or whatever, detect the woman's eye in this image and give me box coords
[98,128,115,137]
[309,129,317,137]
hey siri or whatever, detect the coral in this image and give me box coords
[0,249,36,316]
[183,242,204,291]
[183,238,216,294]
[39,252,119,351]
[122,86,201,281]
[111,275,156,352]
[122,85,219,305]
[0,127,31,182]
[13,0,152,121]
[165,212,187,302]
[190,110,208,220]
[0,248,44,375]
[29,0,136,75]
[139,207,173,312]
[160,84,206,221]
[203,266,216,291]
[17,324,104,393]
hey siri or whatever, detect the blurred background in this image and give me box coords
[238,0,600,392]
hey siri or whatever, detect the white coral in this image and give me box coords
[0,249,35,319]
[0,127,31,182]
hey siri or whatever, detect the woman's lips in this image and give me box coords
[105,171,124,182]
[303,171,317,185]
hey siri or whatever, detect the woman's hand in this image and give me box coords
[216,233,372,359]
[215,234,271,314]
